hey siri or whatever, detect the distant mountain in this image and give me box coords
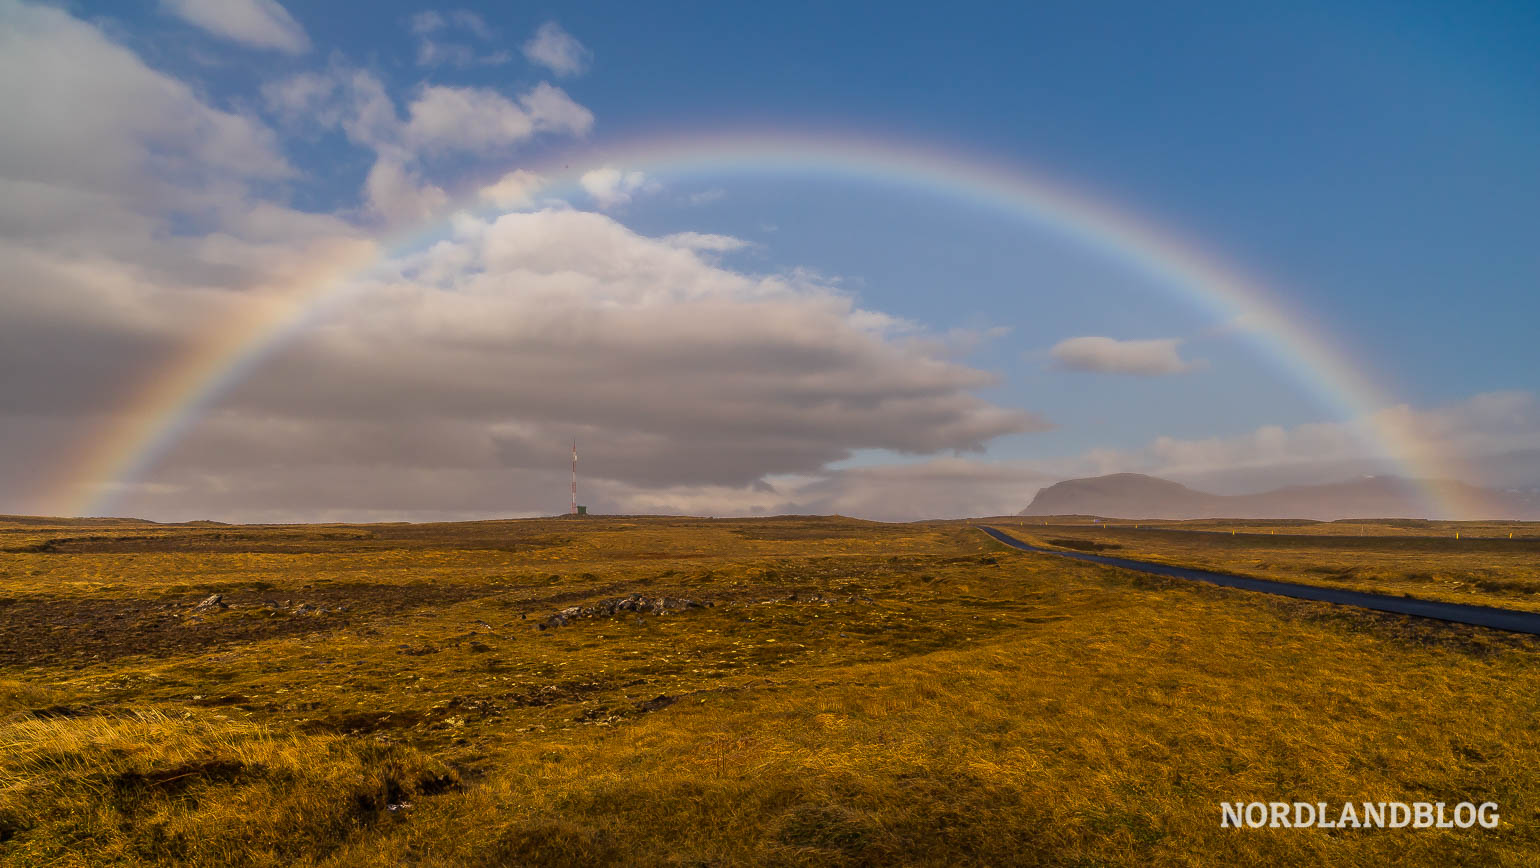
[1020,473,1540,520]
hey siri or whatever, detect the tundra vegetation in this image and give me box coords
[1,514,1538,866]
[998,516,1540,614]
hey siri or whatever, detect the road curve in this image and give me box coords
[978,525,1540,636]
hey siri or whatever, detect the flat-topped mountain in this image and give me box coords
[1020,473,1540,520]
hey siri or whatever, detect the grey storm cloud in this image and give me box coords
[134,208,1048,513]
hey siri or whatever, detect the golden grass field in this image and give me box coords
[2,514,1539,866]
[992,516,1540,614]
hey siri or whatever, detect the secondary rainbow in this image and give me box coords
[37,128,1477,519]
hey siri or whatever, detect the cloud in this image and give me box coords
[2,2,291,192]
[610,458,1058,522]
[408,8,509,67]
[409,9,492,39]
[1204,311,1265,337]
[261,65,592,223]
[402,84,592,155]
[162,0,309,53]
[362,157,447,223]
[522,22,591,77]
[662,232,754,253]
[1049,336,1203,375]
[264,70,592,157]
[686,188,727,206]
[580,168,658,209]
[22,207,1044,521]
[0,0,295,270]
[1049,391,1540,493]
[478,169,544,209]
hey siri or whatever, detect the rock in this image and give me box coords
[636,694,676,712]
[190,594,226,613]
[538,593,715,629]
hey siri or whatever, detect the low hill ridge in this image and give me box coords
[1021,473,1540,520]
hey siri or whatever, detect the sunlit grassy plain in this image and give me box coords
[991,516,1540,614]
[2,514,1539,866]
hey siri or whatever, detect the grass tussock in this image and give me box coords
[0,708,456,866]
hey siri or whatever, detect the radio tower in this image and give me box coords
[570,439,578,515]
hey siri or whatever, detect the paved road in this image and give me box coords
[978,525,1540,636]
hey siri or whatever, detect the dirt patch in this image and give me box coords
[4,527,575,555]
[110,758,247,798]
[0,583,504,667]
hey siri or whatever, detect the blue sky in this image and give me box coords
[1,0,1536,520]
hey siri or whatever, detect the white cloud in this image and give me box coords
[686,188,727,206]
[478,169,544,209]
[522,21,591,77]
[362,157,447,223]
[0,0,294,268]
[1051,391,1540,492]
[260,65,592,224]
[264,70,592,157]
[161,0,309,53]
[662,232,754,253]
[408,10,445,35]
[1049,336,1203,375]
[260,70,338,125]
[402,83,592,154]
[580,167,659,209]
[515,82,596,137]
[411,9,492,38]
[409,8,508,67]
[1,2,291,195]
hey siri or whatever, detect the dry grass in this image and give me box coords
[989,517,1540,613]
[2,515,1538,865]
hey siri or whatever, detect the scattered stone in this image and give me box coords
[538,594,710,629]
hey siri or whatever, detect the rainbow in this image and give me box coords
[35,128,1481,519]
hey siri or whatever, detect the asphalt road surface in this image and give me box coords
[979,525,1540,636]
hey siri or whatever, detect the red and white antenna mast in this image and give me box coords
[570,439,578,515]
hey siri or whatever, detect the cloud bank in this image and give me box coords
[1050,336,1203,375]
